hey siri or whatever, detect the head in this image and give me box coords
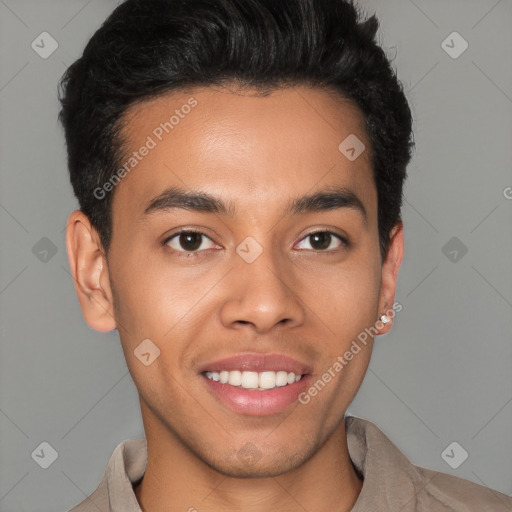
[59,0,413,478]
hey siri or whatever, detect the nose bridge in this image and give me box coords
[219,234,305,331]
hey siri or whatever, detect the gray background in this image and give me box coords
[0,0,511,510]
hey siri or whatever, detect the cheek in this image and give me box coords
[107,250,166,344]
[108,248,219,368]
[303,256,381,326]
[303,264,380,404]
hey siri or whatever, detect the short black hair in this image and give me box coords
[58,0,414,260]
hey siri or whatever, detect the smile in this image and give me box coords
[204,370,303,390]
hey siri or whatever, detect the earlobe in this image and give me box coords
[65,210,117,332]
[376,221,404,336]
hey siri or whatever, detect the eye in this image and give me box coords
[163,230,217,257]
[162,228,348,259]
[295,230,347,252]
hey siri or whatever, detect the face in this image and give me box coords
[67,84,403,478]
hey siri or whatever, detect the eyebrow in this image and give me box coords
[143,185,367,223]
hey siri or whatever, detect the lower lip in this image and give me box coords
[201,373,312,416]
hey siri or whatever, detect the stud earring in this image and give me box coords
[380,314,390,324]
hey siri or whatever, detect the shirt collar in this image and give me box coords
[101,415,425,512]
[346,415,425,511]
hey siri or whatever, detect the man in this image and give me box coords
[59,0,512,510]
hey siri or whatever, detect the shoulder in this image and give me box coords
[346,416,512,511]
[414,464,512,511]
[67,438,146,511]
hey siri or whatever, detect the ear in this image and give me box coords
[65,210,116,332]
[375,221,404,335]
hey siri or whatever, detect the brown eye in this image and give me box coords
[296,231,347,252]
[164,230,215,254]
[177,232,203,251]
[309,232,331,250]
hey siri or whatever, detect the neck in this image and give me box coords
[134,411,363,512]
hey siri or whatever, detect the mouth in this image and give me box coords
[198,352,313,416]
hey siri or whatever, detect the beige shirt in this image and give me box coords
[69,415,512,511]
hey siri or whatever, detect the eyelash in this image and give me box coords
[162,229,349,259]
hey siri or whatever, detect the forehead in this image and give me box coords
[112,85,376,223]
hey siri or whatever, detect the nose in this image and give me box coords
[219,244,306,334]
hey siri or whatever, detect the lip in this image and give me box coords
[201,372,312,416]
[197,352,313,375]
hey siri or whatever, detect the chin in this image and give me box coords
[211,461,296,479]
[202,447,308,479]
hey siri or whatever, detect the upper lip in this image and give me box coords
[198,352,313,375]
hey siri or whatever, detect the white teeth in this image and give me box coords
[275,371,288,387]
[205,370,303,390]
[241,371,259,389]
[228,370,242,386]
[259,371,276,389]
